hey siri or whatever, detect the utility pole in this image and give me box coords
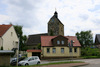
[16,40,19,67]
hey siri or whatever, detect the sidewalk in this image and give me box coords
[37,63,89,67]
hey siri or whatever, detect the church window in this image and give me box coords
[51,19,54,22]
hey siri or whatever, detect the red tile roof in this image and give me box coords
[41,36,57,47]
[41,36,81,47]
[27,50,42,52]
[66,36,81,47]
[0,25,12,37]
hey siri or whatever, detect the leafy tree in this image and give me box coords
[37,43,41,49]
[76,30,93,47]
[14,25,27,51]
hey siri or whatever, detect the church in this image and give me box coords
[26,11,81,59]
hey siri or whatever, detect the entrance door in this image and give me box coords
[32,52,41,59]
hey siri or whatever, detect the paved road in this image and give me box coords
[77,59,100,67]
[40,63,88,67]
[41,59,100,67]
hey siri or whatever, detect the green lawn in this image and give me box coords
[0,61,84,67]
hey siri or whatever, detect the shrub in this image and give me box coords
[1,46,3,50]
[81,47,100,56]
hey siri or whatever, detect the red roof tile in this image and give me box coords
[0,25,12,37]
[41,36,57,47]
[41,36,81,47]
[66,36,81,47]
[27,50,42,52]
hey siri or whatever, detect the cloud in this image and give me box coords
[0,0,100,41]
[79,14,89,21]
[0,15,10,24]
[89,5,100,12]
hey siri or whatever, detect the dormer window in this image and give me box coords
[57,40,60,44]
[61,41,64,44]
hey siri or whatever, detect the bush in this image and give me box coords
[1,46,3,50]
[81,56,100,59]
[81,47,100,56]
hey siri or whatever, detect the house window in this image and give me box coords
[57,40,60,44]
[74,48,77,52]
[11,32,13,36]
[61,41,64,45]
[13,41,14,45]
[69,48,72,52]
[61,48,64,53]
[47,48,50,53]
[52,48,56,53]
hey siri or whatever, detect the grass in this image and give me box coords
[0,61,84,67]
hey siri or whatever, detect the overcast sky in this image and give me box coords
[0,0,100,40]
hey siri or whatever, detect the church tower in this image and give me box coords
[48,11,64,36]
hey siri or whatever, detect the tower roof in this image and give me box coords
[54,11,58,18]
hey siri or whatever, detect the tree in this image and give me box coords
[37,43,41,49]
[76,30,93,47]
[14,25,27,51]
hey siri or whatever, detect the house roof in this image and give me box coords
[26,33,48,46]
[41,36,57,47]
[41,35,81,47]
[66,36,81,47]
[27,50,42,52]
[95,34,100,43]
[0,24,12,37]
[0,50,14,54]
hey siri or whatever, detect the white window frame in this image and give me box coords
[61,41,64,45]
[57,40,60,45]
[61,48,64,53]
[52,48,56,53]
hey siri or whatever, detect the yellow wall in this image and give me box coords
[41,47,81,57]
[27,52,32,57]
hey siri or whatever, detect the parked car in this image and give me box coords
[10,57,26,66]
[18,56,40,66]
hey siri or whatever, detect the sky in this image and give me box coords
[0,0,100,40]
